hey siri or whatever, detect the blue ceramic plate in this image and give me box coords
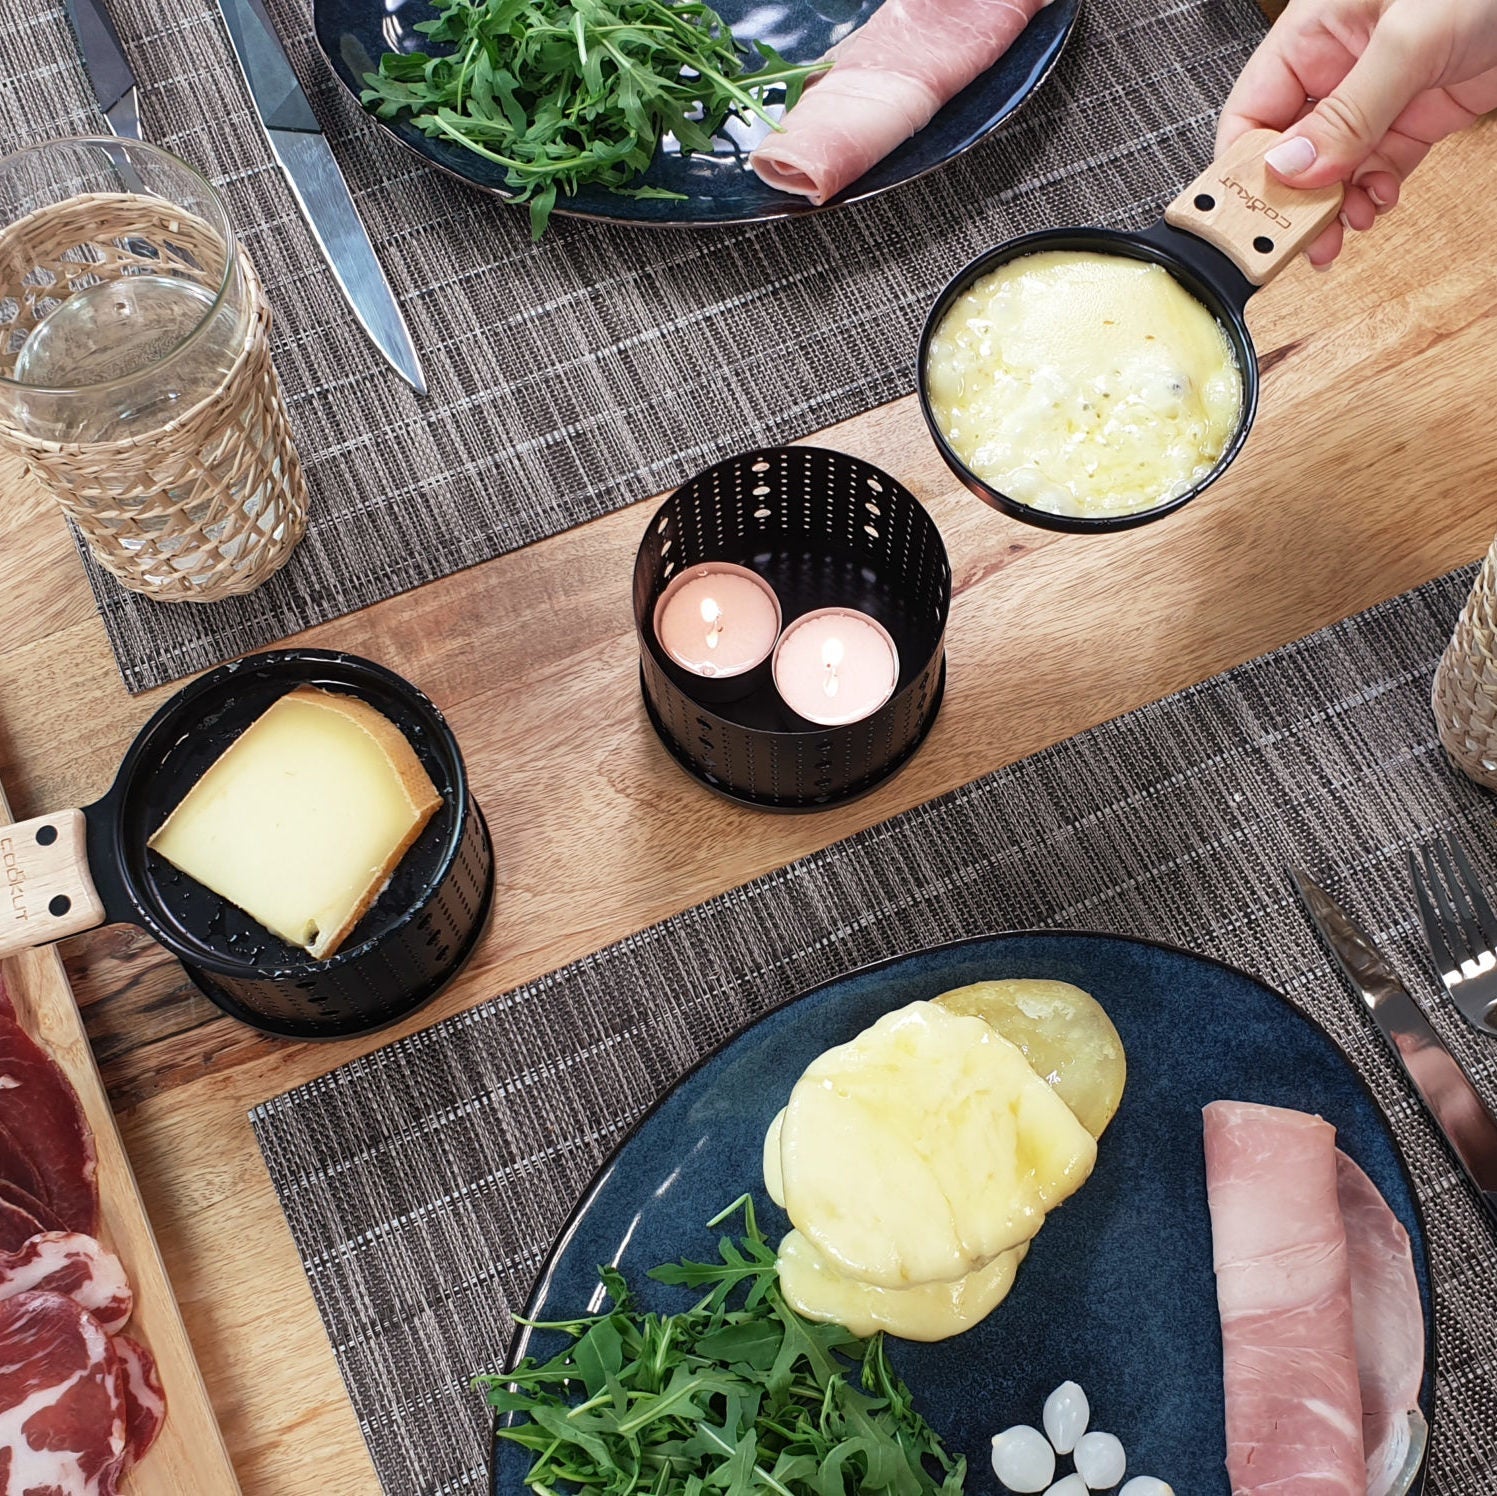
[314,0,1078,226]
[494,932,1434,1493]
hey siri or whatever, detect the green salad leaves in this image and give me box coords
[361,0,829,237]
[479,1196,967,1493]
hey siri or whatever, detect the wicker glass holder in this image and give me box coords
[634,446,950,811]
[1433,536,1497,788]
[0,142,306,603]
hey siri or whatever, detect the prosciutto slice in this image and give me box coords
[1337,1151,1426,1496]
[0,1290,126,1496]
[1203,1101,1364,1496]
[750,0,1052,204]
[0,1016,97,1237]
[0,1236,132,1337]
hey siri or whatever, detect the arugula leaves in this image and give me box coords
[361,0,830,237]
[479,1196,967,1493]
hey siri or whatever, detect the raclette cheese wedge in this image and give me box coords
[777,1228,1028,1342]
[779,1000,1096,1289]
[148,686,442,960]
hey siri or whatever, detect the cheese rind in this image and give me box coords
[148,686,443,960]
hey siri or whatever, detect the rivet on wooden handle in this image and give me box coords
[1164,128,1346,287]
[0,809,106,959]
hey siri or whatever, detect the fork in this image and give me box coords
[1409,831,1497,1037]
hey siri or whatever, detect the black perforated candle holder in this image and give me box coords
[634,446,951,811]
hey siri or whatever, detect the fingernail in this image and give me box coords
[1311,258,1332,272]
[1266,135,1318,176]
[1339,211,1352,231]
[1368,185,1390,207]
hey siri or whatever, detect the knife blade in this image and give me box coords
[215,0,426,394]
[63,0,140,140]
[1292,866,1497,1227]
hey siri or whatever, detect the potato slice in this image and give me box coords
[933,979,1126,1139]
[777,1228,1028,1342]
[779,1000,1096,1289]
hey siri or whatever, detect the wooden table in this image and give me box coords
[1,109,1494,1491]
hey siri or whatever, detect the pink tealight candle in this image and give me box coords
[653,563,782,678]
[772,608,900,726]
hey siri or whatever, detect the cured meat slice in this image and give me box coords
[1337,1151,1426,1496]
[0,1203,47,1259]
[0,1289,126,1496]
[0,1235,132,1336]
[750,0,1051,204]
[0,1015,97,1237]
[111,1337,165,1473]
[1203,1101,1364,1496]
[0,1185,64,1241]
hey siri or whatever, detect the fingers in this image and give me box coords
[1305,220,1342,269]
[1264,12,1434,188]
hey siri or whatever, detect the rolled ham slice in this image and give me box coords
[1337,1151,1426,1496]
[1203,1101,1364,1496]
[750,0,1052,205]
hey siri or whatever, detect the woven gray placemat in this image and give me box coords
[2,0,1268,692]
[252,565,1497,1496]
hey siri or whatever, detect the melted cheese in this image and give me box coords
[777,1229,1028,1342]
[763,1108,787,1208]
[925,250,1243,518]
[149,686,442,960]
[778,1001,1096,1289]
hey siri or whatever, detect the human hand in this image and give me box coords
[1218,0,1497,265]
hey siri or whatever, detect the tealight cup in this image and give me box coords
[652,562,782,703]
[773,608,900,727]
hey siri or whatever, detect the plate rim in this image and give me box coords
[314,0,1081,228]
[493,927,1434,1494]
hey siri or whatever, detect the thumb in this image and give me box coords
[1263,19,1425,188]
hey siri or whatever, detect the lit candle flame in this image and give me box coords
[822,636,844,698]
[700,596,723,650]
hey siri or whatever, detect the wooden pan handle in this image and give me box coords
[0,810,107,959]
[1164,128,1346,287]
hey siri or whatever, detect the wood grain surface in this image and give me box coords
[0,778,240,1494]
[0,113,1490,1496]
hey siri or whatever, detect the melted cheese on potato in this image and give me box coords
[924,250,1243,519]
[777,1229,1028,1341]
[763,1108,786,1207]
[778,1001,1097,1289]
[933,979,1126,1139]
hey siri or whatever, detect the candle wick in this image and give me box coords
[701,597,723,649]
[822,636,844,697]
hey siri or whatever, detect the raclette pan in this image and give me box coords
[919,128,1347,533]
[0,650,494,1040]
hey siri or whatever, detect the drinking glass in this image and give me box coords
[0,138,306,601]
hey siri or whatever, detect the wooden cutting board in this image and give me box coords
[0,783,240,1494]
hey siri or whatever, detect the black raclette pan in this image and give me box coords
[919,128,1347,533]
[0,650,494,1039]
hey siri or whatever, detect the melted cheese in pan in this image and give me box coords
[777,1000,1096,1289]
[925,250,1243,519]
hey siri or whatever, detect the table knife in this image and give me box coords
[215,0,427,394]
[63,0,140,139]
[1293,866,1497,1229]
